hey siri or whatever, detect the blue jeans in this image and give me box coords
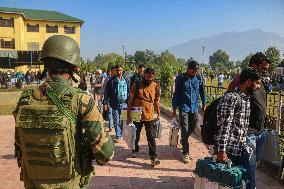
[112,106,123,138]
[108,107,113,129]
[227,146,255,189]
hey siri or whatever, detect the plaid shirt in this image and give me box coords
[216,90,250,156]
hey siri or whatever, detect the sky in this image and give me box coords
[0,0,284,60]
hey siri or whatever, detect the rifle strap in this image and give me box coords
[40,83,77,124]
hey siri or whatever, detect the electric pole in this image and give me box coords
[12,0,16,8]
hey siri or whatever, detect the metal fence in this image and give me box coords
[204,86,283,131]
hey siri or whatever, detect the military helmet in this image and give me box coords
[39,35,81,67]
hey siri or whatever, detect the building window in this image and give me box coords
[27,23,39,32]
[0,39,15,49]
[64,25,75,34]
[27,42,40,51]
[46,24,58,33]
[0,17,14,27]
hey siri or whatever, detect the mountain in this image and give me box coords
[167,29,284,62]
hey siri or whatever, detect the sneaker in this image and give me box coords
[150,157,160,166]
[183,154,191,164]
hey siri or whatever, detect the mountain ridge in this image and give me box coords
[166,29,284,62]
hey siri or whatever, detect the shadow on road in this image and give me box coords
[90,175,195,189]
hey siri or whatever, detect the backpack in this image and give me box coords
[132,80,141,106]
[201,91,241,145]
[15,86,90,180]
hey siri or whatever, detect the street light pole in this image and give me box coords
[122,45,126,63]
[202,45,205,64]
[12,0,16,8]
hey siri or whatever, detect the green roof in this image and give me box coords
[0,7,83,25]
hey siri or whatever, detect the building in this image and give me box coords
[0,7,83,73]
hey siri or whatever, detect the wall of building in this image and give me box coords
[23,19,81,50]
[0,12,81,73]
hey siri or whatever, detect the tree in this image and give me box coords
[228,61,235,69]
[159,61,174,99]
[125,54,134,62]
[214,61,225,72]
[235,60,242,68]
[93,53,123,71]
[265,46,281,74]
[134,51,146,64]
[240,54,253,70]
[209,49,230,70]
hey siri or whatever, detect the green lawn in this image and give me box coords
[0,91,21,115]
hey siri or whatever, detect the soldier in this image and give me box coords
[13,35,115,189]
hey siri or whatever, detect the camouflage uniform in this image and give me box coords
[14,35,114,189]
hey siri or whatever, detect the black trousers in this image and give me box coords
[133,120,157,159]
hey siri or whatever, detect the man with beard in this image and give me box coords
[127,68,161,166]
[217,68,261,189]
[228,52,271,188]
[228,53,271,135]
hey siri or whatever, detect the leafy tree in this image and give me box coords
[228,61,235,69]
[134,51,146,64]
[125,54,134,62]
[91,52,125,72]
[235,60,242,68]
[265,46,281,74]
[214,61,225,71]
[240,54,253,70]
[159,61,174,99]
[209,49,229,70]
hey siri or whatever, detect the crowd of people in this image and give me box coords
[0,70,42,89]
[12,34,280,189]
[83,52,273,189]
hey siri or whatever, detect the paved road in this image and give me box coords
[0,115,283,189]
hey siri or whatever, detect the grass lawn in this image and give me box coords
[0,91,21,115]
[205,78,229,88]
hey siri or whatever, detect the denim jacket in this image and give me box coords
[172,73,206,113]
